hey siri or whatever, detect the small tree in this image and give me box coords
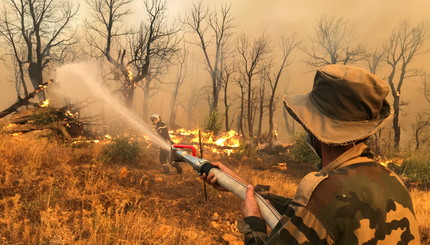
[411,113,430,150]
[304,16,365,67]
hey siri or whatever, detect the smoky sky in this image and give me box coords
[0,0,429,144]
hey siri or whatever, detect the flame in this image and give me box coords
[40,99,50,107]
[65,110,78,118]
[126,66,134,81]
[169,129,241,156]
[71,139,101,144]
[376,156,403,167]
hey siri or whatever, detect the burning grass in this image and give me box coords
[0,134,429,244]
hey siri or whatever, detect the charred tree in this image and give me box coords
[0,0,79,101]
[184,2,234,114]
[86,0,180,109]
[220,62,235,132]
[237,34,269,139]
[265,35,298,142]
[235,78,246,138]
[411,112,430,150]
[304,16,365,67]
[257,77,267,141]
[366,46,385,74]
[384,20,428,150]
[169,45,188,129]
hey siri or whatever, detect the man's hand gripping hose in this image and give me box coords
[172,144,282,229]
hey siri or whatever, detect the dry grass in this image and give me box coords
[0,134,428,244]
[410,188,430,244]
[0,135,221,244]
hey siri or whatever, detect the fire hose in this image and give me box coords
[172,144,282,229]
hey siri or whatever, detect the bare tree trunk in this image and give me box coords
[257,81,265,140]
[142,86,151,120]
[237,83,246,138]
[392,96,401,150]
[223,81,230,131]
[124,85,135,109]
[169,47,187,129]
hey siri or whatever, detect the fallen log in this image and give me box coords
[0,80,52,119]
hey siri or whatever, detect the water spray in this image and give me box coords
[172,144,282,229]
[56,62,170,151]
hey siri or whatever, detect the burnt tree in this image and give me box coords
[169,43,188,129]
[265,35,298,142]
[237,34,269,139]
[0,0,78,101]
[86,0,179,109]
[385,20,428,150]
[184,2,234,114]
[220,62,235,132]
[411,112,430,150]
[304,16,365,67]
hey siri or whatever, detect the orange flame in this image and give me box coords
[40,99,50,107]
[376,156,403,167]
[169,129,241,156]
[126,66,133,81]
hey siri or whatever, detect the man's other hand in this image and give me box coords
[242,185,262,218]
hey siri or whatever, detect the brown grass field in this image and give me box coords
[0,135,429,244]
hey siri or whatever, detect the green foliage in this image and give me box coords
[231,141,257,158]
[388,152,430,185]
[202,111,222,135]
[32,111,57,125]
[100,137,144,164]
[286,133,320,164]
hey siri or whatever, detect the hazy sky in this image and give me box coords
[1,0,429,144]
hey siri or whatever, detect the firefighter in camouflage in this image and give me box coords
[150,114,182,174]
[202,65,421,244]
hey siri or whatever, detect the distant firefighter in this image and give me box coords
[150,114,182,174]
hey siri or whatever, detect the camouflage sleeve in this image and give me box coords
[265,204,334,245]
[238,216,268,245]
[260,193,292,214]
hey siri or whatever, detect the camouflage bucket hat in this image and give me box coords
[283,64,392,145]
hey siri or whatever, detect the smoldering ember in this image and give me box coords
[0,0,429,244]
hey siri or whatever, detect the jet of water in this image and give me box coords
[55,62,171,151]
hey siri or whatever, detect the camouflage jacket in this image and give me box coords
[240,143,421,245]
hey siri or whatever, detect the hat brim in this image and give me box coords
[283,94,392,145]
